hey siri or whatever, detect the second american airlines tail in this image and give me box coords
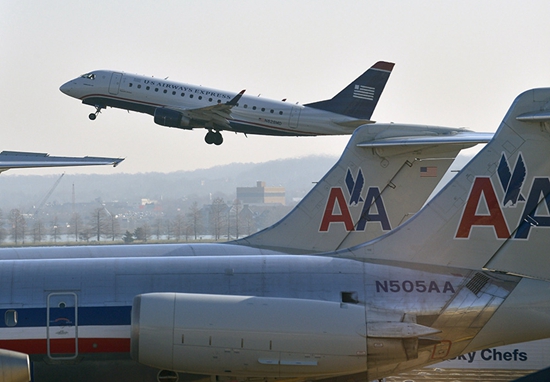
[346,87,550,280]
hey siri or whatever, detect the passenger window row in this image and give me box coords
[128,82,285,115]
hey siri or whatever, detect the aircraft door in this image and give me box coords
[108,72,123,95]
[47,292,78,360]
[289,106,301,128]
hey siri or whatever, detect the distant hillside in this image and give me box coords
[0,155,337,211]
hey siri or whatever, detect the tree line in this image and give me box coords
[0,197,259,246]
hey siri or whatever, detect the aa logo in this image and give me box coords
[497,152,526,207]
[346,167,364,205]
[319,168,390,232]
[456,152,550,239]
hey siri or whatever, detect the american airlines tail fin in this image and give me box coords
[234,123,491,253]
[345,88,550,281]
[304,61,394,120]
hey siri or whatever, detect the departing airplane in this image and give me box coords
[0,89,549,382]
[0,151,123,173]
[59,62,394,145]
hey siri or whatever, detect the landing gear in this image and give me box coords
[205,130,223,145]
[88,106,103,120]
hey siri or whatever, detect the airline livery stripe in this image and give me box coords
[0,306,132,328]
[0,325,130,340]
[0,338,130,355]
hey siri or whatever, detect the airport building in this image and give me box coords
[236,181,285,205]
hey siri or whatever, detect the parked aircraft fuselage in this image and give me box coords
[2,250,549,381]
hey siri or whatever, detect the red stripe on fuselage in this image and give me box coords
[0,338,130,355]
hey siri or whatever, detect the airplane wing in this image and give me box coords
[168,90,246,129]
[356,132,494,147]
[0,151,124,173]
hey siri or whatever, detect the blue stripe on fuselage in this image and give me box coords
[0,306,131,328]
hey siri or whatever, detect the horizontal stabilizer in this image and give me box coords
[357,132,494,148]
[516,110,550,122]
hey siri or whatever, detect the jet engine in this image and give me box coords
[153,108,191,129]
[131,293,368,378]
[0,349,30,382]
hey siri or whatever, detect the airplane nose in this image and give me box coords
[59,81,74,96]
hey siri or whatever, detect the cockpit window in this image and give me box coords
[80,73,96,80]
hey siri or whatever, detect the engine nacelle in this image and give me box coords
[0,349,30,382]
[131,293,367,378]
[153,108,191,129]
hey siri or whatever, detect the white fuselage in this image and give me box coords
[60,70,358,137]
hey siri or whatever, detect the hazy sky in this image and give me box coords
[2,1,550,175]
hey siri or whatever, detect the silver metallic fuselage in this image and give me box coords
[2,245,549,381]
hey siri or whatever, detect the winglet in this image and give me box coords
[226,90,246,107]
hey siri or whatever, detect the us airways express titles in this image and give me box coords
[59,62,394,145]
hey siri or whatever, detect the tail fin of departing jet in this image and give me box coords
[344,88,550,281]
[304,61,394,120]
[234,123,491,254]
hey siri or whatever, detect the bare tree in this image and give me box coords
[164,219,173,241]
[240,205,256,237]
[68,212,83,242]
[31,218,45,243]
[0,209,6,243]
[79,228,91,242]
[107,214,121,241]
[50,215,62,243]
[154,217,163,240]
[8,209,26,245]
[172,213,185,242]
[187,202,202,240]
[232,199,243,239]
[210,198,227,241]
[89,208,109,242]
